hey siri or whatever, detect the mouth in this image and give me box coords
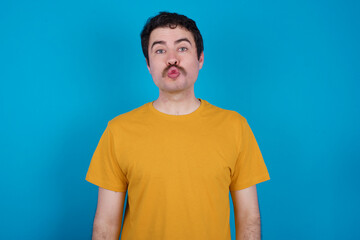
[162,65,186,79]
[167,66,180,79]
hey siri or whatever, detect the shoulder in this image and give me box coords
[202,99,248,124]
[107,102,151,131]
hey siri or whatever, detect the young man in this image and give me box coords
[86,12,270,240]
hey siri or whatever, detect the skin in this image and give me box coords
[231,185,262,240]
[92,187,126,240]
[92,26,262,240]
[146,26,204,115]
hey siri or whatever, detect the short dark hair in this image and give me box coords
[140,12,204,64]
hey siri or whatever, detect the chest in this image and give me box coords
[118,121,238,191]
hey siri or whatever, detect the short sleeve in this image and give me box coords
[229,118,270,191]
[85,124,128,192]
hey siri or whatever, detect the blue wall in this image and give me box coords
[1,0,359,239]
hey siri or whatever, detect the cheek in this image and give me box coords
[187,62,200,75]
[149,59,163,73]
[148,62,156,74]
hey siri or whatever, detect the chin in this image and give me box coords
[162,85,194,94]
[155,78,195,92]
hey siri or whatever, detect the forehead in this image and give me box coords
[149,26,195,45]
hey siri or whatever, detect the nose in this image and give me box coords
[167,59,178,65]
[167,51,179,66]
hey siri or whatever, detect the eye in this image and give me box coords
[178,47,188,52]
[155,49,165,54]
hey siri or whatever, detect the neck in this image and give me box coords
[153,91,201,115]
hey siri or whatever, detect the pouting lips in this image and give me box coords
[167,66,180,79]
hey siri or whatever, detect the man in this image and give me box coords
[86,12,270,240]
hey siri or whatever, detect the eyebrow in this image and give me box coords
[151,40,166,50]
[150,38,192,50]
[175,38,192,46]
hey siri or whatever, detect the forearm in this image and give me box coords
[235,216,261,240]
[92,220,121,240]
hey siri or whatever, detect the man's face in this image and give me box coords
[147,26,204,94]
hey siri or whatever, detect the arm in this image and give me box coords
[92,187,126,240]
[230,185,261,240]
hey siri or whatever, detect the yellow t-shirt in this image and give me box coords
[86,98,270,240]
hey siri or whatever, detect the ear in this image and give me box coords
[146,58,151,72]
[198,51,204,70]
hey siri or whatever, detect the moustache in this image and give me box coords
[162,65,186,77]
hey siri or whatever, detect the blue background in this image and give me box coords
[1,0,359,239]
